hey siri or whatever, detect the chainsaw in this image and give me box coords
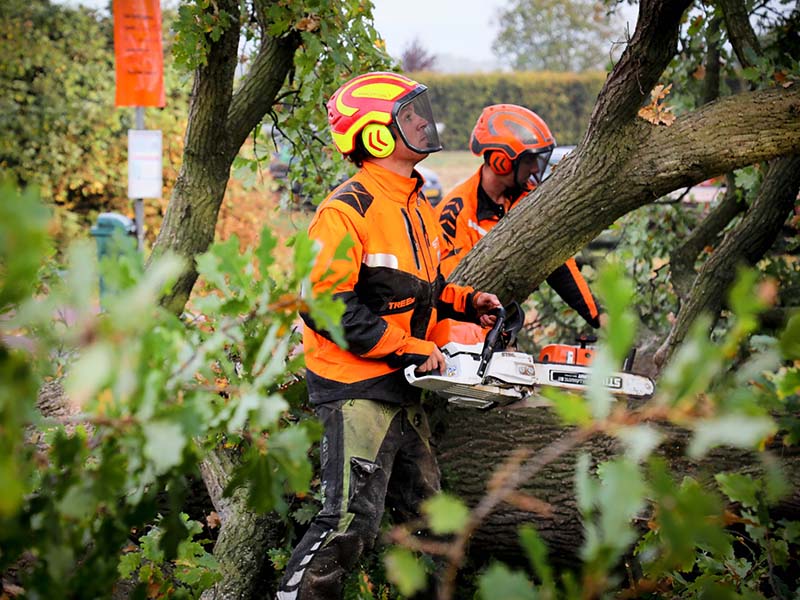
[405,303,654,410]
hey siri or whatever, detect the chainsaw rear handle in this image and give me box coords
[477,305,506,379]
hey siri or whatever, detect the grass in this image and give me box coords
[423,151,481,192]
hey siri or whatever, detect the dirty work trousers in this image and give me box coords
[276,398,440,600]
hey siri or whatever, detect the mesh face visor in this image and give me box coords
[393,88,442,154]
[518,148,553,185]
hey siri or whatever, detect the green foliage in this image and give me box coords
[477,562,537,600]
[492,0,625,72]
[0,183,342,596]
[172,0,235,71]
[235,0,394,209]
[118,513,221,598]
[0,178,53,311]
[635,464,800,598]
[421,492,470,535]
[383,547,427,597]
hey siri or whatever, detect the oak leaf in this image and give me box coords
[638,84,676,126]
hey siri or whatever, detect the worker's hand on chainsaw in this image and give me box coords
[473,292,502,327]
[416,346,446,375]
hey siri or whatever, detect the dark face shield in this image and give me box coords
[516,148,553,186]
[393,89,442,154]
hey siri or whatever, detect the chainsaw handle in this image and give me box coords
[477,306,506,379]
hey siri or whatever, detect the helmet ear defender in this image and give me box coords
[487,151,513,175]
[361,123,395,158]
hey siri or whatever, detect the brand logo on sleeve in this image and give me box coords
[388,297,415,310]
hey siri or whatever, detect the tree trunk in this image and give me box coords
[199,447,285,600]
[151,1,300,313]
[434,403,800,567]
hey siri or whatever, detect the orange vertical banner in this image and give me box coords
[114,0,165,107]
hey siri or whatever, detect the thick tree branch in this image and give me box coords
[668,13,739,304]
[655,154,800,366]
[719,0,763,68]
[585,0,692,139]
[451,85,800,303]
[182,0,242,165]
[225,28,301,160]
[702,14,722,106]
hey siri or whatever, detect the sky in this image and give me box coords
[371,0,506,71]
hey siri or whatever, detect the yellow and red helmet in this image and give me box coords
[470,104,555,183]
[327,71,442,158]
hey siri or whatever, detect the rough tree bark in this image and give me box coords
[199,448,285,600]
[435,404,800,567]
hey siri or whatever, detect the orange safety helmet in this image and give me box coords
[327,71,442,159]
[470,104,555,183]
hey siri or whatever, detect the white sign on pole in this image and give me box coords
[127,129,163,199]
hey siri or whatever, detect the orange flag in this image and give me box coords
[114,0,165,107]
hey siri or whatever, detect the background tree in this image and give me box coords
[492,0,624,71]
[0,0,188,248]
[400,36,437,71]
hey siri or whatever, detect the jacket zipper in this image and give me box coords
[400,208,421,270]
[410,197,436,314]
[415,207,434,265]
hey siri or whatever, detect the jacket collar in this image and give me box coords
[476,167,535,222]
[361,160,424,203]
[476,168,507,222]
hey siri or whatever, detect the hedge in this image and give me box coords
[411,71,607,151]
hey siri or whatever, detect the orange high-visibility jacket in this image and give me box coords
[301,161,480,405]
[436,167,601,328]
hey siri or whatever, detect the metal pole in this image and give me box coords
[133,106,145,251]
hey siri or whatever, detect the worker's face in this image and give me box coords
[515,150,552,187]
[397,104,430,150]
[393,90,442,154]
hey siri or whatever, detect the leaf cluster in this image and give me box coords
[231,0,394,210]
[0,181,344,596]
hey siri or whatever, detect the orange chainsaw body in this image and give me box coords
[538,343,595,366]
[428,319,487,348]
